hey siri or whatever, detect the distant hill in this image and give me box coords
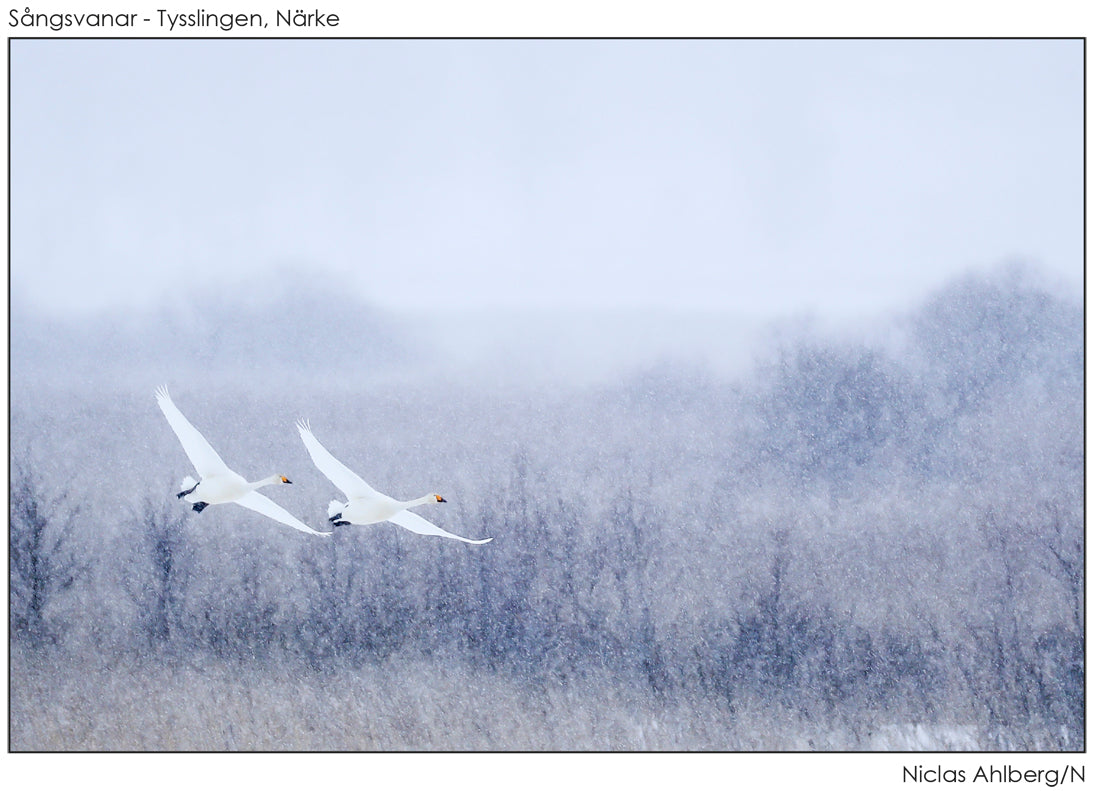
[11,275,410,389]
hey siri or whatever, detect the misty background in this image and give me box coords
[9,39,1083,750]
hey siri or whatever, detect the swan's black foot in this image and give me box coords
[328,512,343,523]
[192,502,209,513]
[177,482,199,498]
[333,519,350,527]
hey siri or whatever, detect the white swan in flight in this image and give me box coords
[155,386,329,536]
[296,420,492,545]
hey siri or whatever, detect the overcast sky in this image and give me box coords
[10,39,1083,320]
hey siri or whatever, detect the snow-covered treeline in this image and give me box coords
[9,265,1082,750]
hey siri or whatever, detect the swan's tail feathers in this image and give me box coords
[177,476,199,499]
[327,500,344,518]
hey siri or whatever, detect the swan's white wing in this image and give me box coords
[236,491,331,537]
[388,509,493,545]
[156,386,231,478]
[296,420,381,500]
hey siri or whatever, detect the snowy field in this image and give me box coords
[11,648,994,751]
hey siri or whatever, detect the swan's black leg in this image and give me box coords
[328,512,343,523]
[333,519,350,527]
[177,482,199,498]
[192,502,209,513]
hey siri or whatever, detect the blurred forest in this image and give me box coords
[9,264,1083,750]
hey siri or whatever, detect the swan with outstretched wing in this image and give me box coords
[155,386,328,537]
[296,419,491,545]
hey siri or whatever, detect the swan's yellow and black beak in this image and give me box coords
[281,476,292,484]
[436,495,446,503]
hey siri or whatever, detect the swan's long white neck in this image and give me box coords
[402,494,439,508]
[249,474,287,490]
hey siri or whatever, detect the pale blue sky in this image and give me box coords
[10,39,1083,319]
